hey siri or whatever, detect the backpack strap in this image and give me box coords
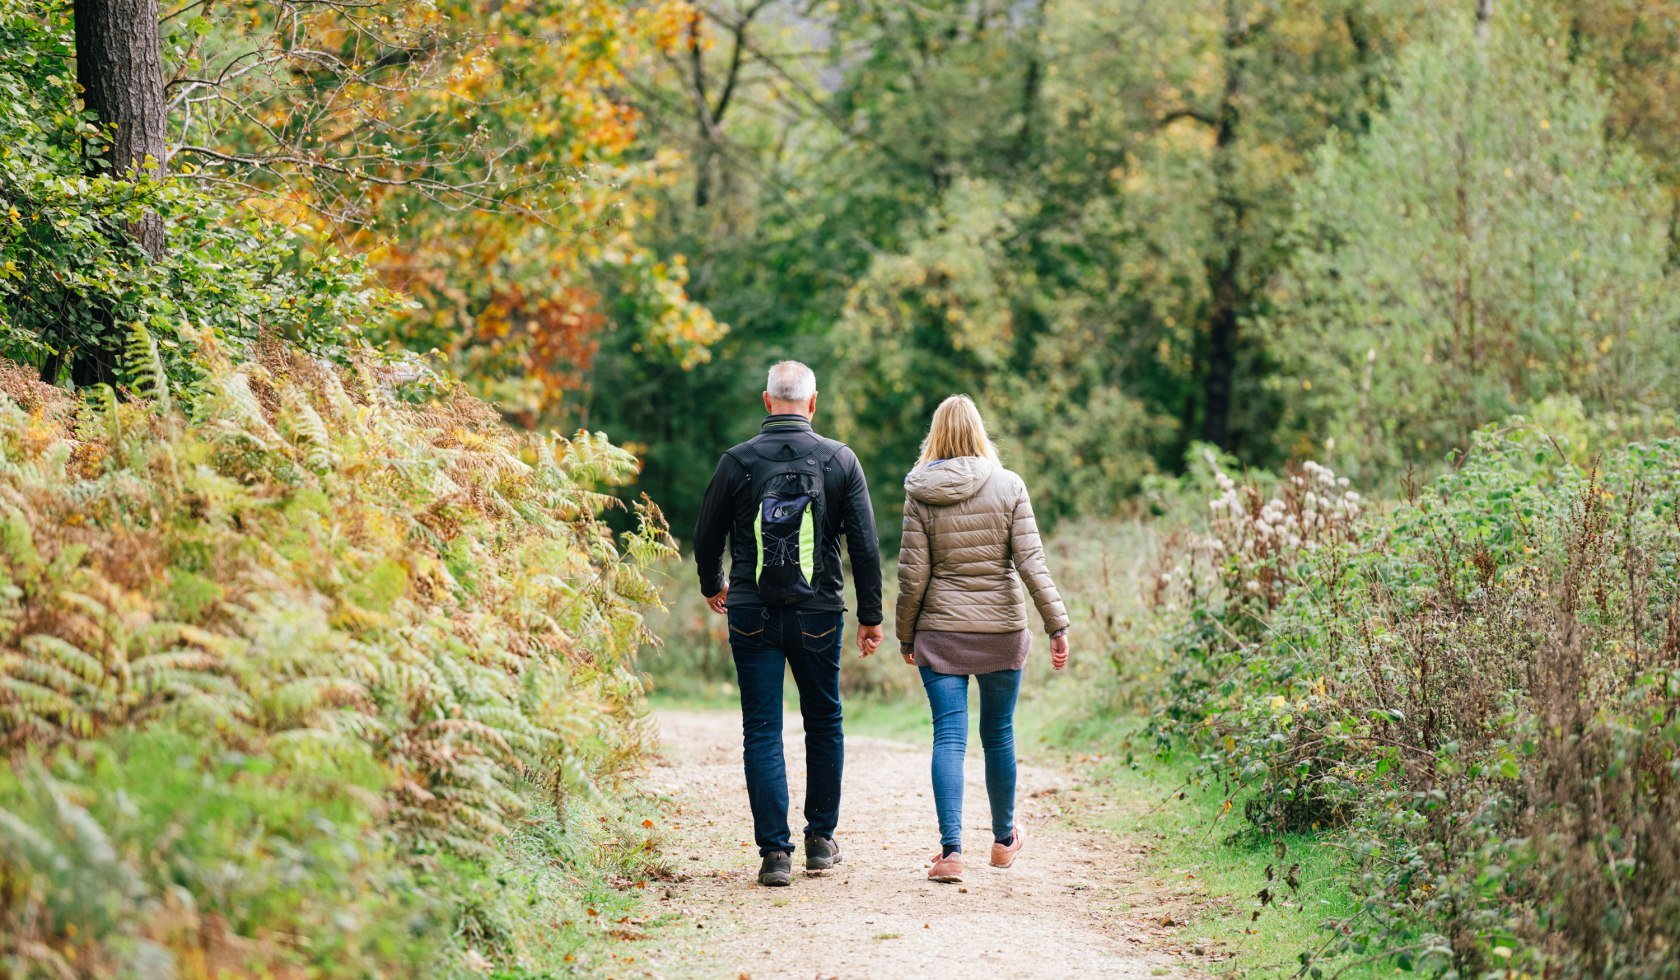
[722,443,755,478]
[726,435,845,475]
[811,437,845,467]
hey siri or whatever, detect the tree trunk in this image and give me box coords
[50,0,167,387]
[1010,0,1047,170]
[75,0,167,236]
[1201,244,1242,448]
[1199,1,1247,449]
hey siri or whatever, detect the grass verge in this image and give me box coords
[446,779,672,978]
[1030,701,1375,978]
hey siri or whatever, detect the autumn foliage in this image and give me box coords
[0,328,674,973]
[166,0,724,421]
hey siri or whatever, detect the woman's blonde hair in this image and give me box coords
[916,394,1000,465]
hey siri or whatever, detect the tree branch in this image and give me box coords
[1157,107,1218,128]
[708,0,774,125]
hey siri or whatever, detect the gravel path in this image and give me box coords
[636,708,1203,979]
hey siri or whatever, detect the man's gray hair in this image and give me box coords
[766,360,817,402]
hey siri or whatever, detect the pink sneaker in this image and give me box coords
[927,850,964,883]
[990,826,1024,868]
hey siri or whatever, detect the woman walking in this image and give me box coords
[895,395,1070,884]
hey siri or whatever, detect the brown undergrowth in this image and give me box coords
[0,329,673,975]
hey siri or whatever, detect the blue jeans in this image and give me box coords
[728,606,845,856]
[919,666,1022,851]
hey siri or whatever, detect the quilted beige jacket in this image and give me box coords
[895,456,1069,643]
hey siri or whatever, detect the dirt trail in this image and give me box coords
[638,709,1204,979]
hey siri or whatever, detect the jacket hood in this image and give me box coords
[904,455,999,505]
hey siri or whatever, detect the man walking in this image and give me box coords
[693,361,884,886]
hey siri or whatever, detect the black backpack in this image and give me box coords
[727,436,844,605]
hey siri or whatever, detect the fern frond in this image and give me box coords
[280,385,336,473]
[208,370,281,448]
[122,321,172,414]
[19,634,106,688]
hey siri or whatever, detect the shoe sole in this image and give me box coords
[805,853,842,871]
[758,874,791,887]
[929,873,963,884]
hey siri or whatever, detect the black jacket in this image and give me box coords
[693,415,883,625]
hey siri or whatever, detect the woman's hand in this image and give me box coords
[1050,633,1069,671]
[901,641,916,666]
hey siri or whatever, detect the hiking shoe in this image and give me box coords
[757,851,792,887]
[804,835,842,871]
[927,850,964,884]
[990,826,1024,869]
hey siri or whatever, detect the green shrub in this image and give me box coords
[0,0,399,389]
[0,728,433,975]
[1143,419,1680,975]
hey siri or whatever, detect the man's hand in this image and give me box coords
[705,586,728,615]
[857,623,884,657]
[1050,633,1070,671]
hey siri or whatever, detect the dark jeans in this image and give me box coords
[727,605,845,856]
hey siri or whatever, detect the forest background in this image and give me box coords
[5,0,1680,976]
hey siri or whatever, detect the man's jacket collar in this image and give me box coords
[760,414,814,433]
